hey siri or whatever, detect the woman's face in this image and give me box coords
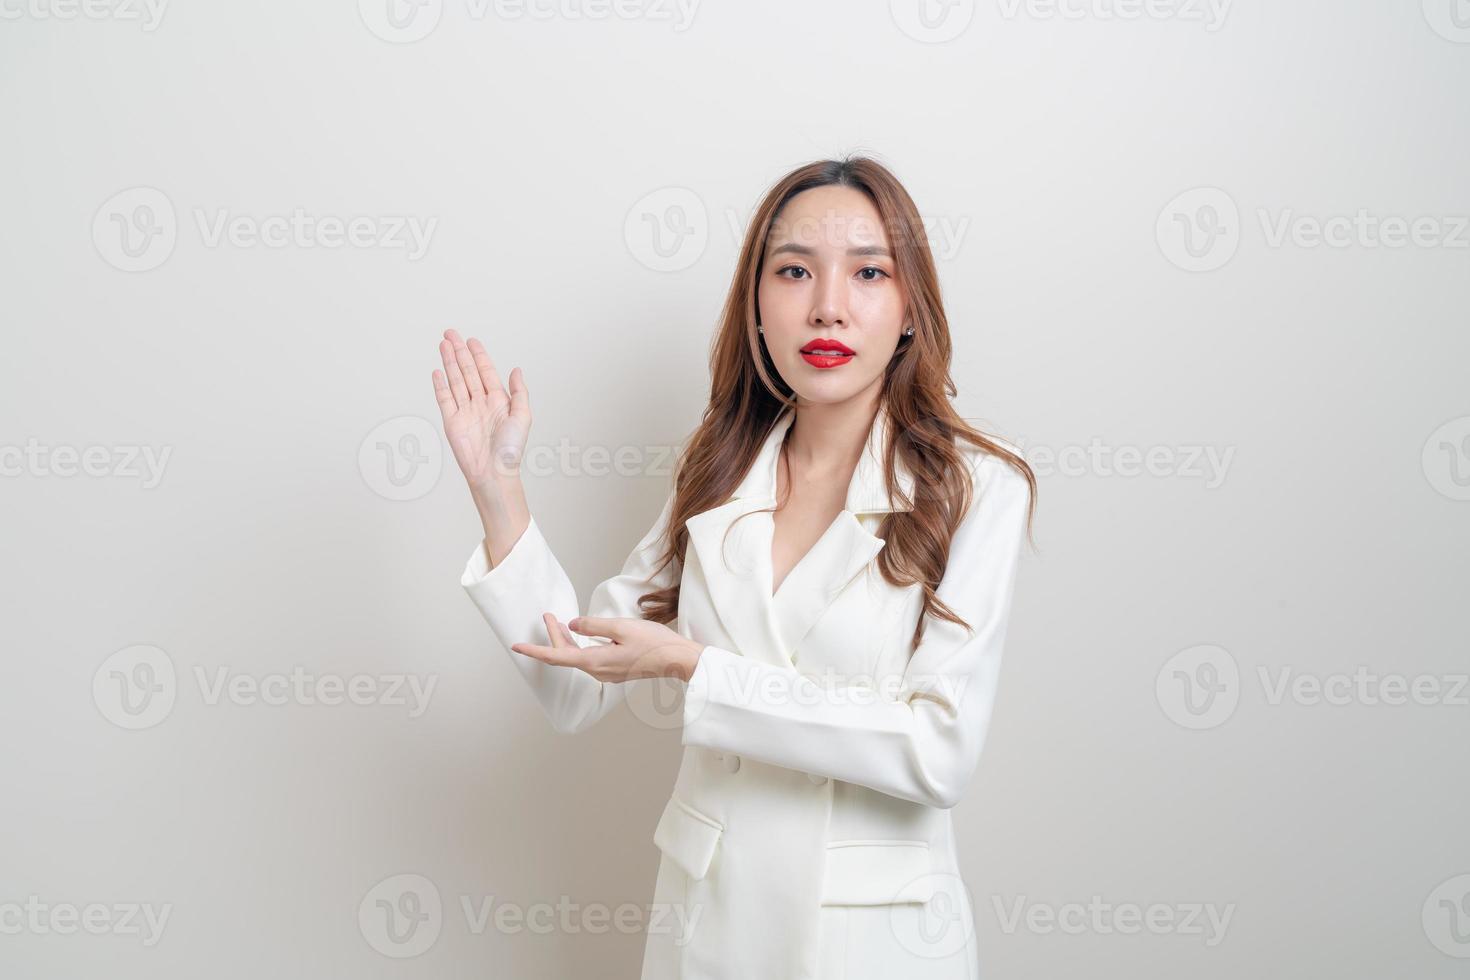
[756,185,909,407]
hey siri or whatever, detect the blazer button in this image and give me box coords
[722,753,741,774]
[807,773,828,785]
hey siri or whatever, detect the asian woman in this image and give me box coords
[432,156,1037,980]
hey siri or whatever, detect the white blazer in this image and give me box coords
[460,403,1031,980]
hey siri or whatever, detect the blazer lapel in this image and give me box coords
[685,403,916,669]
[685,495,790,669]
[768,510,886,660]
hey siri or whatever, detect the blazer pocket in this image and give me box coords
[653,795,724,881]
[820,839,935,906]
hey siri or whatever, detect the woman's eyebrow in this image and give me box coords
[768,242,893,257]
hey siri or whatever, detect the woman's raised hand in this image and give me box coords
[432,328,530,495]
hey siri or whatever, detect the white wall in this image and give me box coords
[1,0,1467,976]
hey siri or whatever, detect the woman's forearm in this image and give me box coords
[471,475,531,569]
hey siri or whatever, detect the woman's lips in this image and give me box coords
[800,351,854,368]
[800,339,855,368]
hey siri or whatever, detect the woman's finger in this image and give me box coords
[511,641,571,668]
[431,369,456,422]
[544,612,580,650]
[446,329,484,400]
[569,616,620,641]
[439,338,469,408]
[507,366,531,422]
[466,337,504,400]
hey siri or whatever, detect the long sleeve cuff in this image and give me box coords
[458,491,684,738]
[458,514,618,734]
[460,515,541,592]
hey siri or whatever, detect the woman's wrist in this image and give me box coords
[469,469,522,507]
[668,640,703,683]
[471,477,530,568]
[471,473,527,523]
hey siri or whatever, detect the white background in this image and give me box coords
[1,0,1467,976]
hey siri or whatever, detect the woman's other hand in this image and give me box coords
[512,614,704,683]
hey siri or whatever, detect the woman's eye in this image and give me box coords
[776,265,888,281]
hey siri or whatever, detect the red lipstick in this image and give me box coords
[799,338,855,369]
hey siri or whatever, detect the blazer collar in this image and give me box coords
[684,403,913,668]
[730,402,916,515]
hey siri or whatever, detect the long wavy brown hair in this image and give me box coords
[638,155,1036,652]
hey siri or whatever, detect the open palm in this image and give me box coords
[431,328,531,491]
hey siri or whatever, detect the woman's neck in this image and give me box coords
[785,394,880,480]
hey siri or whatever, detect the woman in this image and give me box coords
[432,157,1037,980]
